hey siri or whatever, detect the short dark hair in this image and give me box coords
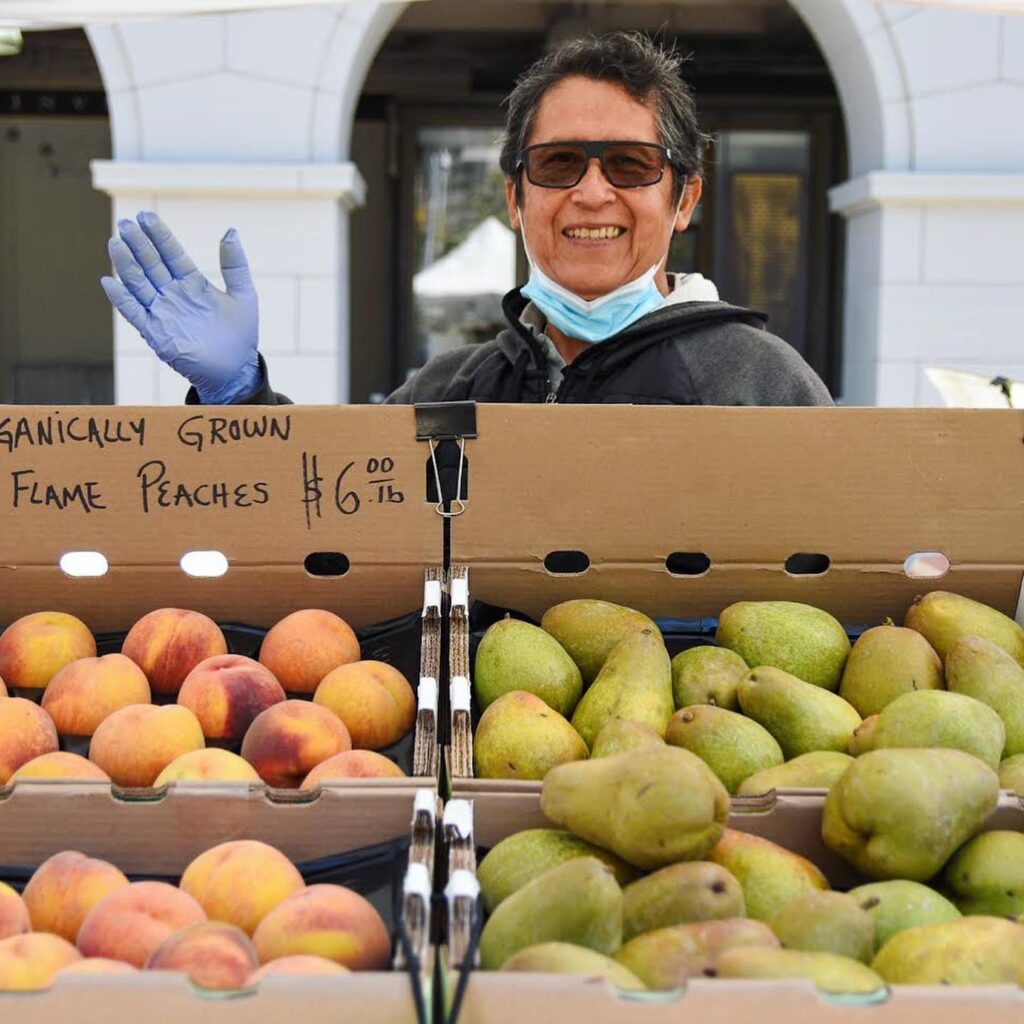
[500,32,707,203]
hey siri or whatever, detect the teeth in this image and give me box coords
[566,227,623,240]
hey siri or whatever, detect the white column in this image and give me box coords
[831,172,1024,406]
[92,161,365,405]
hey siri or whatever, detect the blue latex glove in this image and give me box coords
[101,211,261,404]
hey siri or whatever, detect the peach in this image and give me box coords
[258,610,360,694]
[0,882,29,940]
[252,884,390,970]
[0,612,95,692]
[247,955,350,982]
[240,700,351,788]
[0,932,81,990]
[57,957,138,976]
[122,608,227,696]
[77,881,206,967]
[301,751,405,788]
[145,921,258,989]
[154,748,261,785]
[178,654,286,740]
[0,698,59,784]
[313,661,416,750]
[179,840,305,936]
[0,676,6,697]
[41,653,150,736]
[10,751,110,783]
[23,852,130,944]
[89,704,204,787]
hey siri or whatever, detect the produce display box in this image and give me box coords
[0,786,439,1023]
[0,404,443,785]
[440,792,1024,1024]
[445,405,1024,795]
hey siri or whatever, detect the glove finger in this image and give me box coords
[117,216,173,291]
[138,210,201,281]
[108,236,158,308]
[101,275,149,336]
[219,228,255,296]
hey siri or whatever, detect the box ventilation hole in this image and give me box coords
[543,551,590,575]
[58,551,108,577]
[785,553,831,576]
[180,551,228,578]
[665,552,711,576]
[904,551,949,579]
[304,552,350,578]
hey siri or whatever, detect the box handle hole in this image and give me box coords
[180,551,228,578]
[785,553,830,576]
[904,551,949,579]
[304,551,350,578]
[665,552,711,576]
[544,551,590,575]
[58,551,108,577]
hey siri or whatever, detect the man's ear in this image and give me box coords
[506,177,521,231]
[674,176,703,232]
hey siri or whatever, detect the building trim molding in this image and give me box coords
[830,172,1024,217]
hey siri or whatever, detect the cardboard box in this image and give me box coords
[0,786,439,1023]
[445,405,1024,792]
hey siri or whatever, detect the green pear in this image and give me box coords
[473,690,587,781]
[665,704,783,794]
[570,629,673,749]
[999,753,1024,792]
[671,647,748,710]
[716,600,851,690]
[500,943,645,989]
[768,891,875,963]
[863,689,1005,770]
[541,746,730,870]
[904,590,1024,666]
[847,715,878,756]
[872,916,1024,984]
[478,857,623,970]
[541,599,656,685]
[943,830,1024,917]
[947,634,1024,757]
[614,919,778,990]
[708,829,829,922]
[822,748,1000,881]
[716,947,885,993]
[737,667,861,759]
[847,880,961,951]
[478,829,638,914]
[590,719,664,759]
[838,624,943,717]
[474,618,582,716]
[737,752,853,796]
[622,862,745,941]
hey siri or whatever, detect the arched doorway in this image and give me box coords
[0,28,113,403]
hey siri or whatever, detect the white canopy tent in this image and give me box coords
[413,216,516,299]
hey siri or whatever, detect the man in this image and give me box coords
[102,32,833,407]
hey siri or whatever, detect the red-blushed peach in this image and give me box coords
[77,881,206,967]
[313,661,416,750]
[88,704,205,787]
[0,698,59,784]
[56,957,138,976]
[122,608,227,696]
[0,612,96,692]
[258,610,360,694]
[300,751,406,788]
[179,840,305,936]
[251,884,390,970]
[240,700,351,788]
[154,748,261,785]
[23,851,130,944]
[0,932,81,990]
[0,882,29,940]
[41,653,150,736]
[10,751,110,783]
[145,921,259,989]
[177,654,286,740]
[246,955,350,982]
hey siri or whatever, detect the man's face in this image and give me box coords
[506,75,702,301]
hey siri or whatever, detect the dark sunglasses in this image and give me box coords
[517,140,678,189]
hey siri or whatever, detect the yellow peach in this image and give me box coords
[122,608,227,697]
[314,661,416,750]
[42,653,150,736]
[247,954,350,982]
[145,921,258,989]
[88,704,204,787]
[0,882,29,941]
[258,610,360,694]
[56,957,138,976]
[0,932,81,990]
[178,654,286,740]
[154,748,261,785]
[301,750,405,788]
[0,612,95,692]
[0,698,59,784]
[10,752,111,783]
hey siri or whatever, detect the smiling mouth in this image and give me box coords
[563,226,625,240]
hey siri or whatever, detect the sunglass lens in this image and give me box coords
[604,144,664,187]
[528,145,586,186]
